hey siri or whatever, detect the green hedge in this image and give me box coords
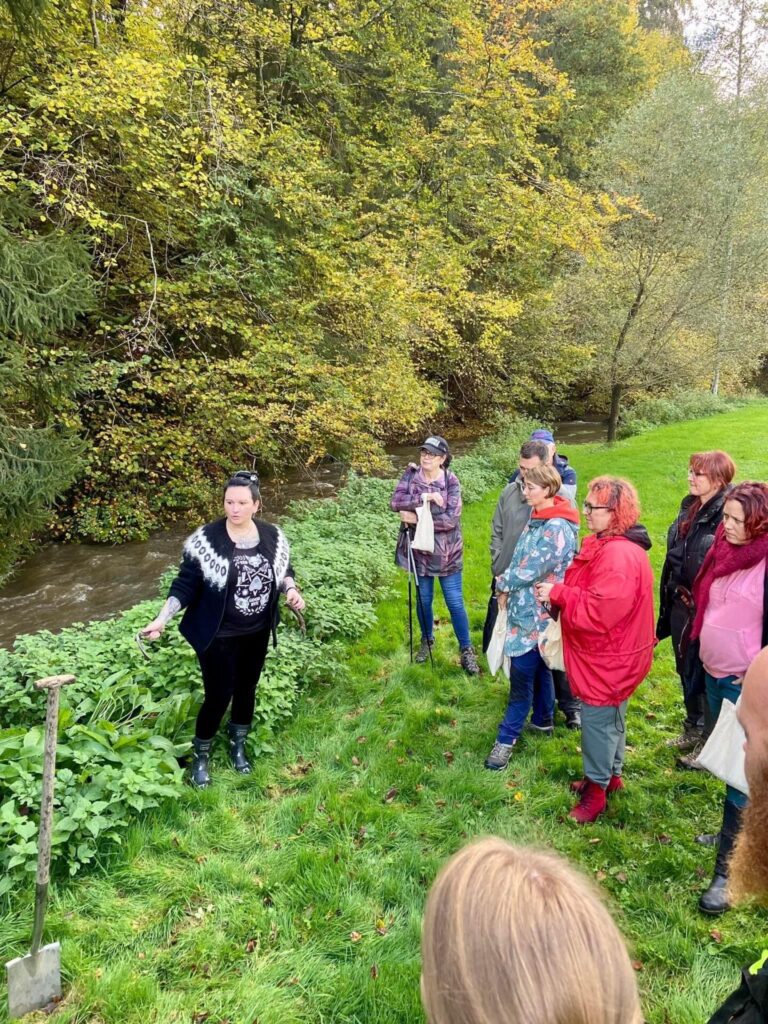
[0,419,536,892]
[618,390,758,439]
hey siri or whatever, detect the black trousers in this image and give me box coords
[195,628,271,740]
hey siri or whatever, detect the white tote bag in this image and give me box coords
[486,607,509,677]
[539,615,565,672]
[411,494,435,554]
[696,697,749,797]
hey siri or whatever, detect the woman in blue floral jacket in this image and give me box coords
[484,464,580,770]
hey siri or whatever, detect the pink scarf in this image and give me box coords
[690,524,768,640]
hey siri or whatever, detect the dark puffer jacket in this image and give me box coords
[657,491,727,644]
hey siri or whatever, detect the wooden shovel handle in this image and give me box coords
[34,674,75,691]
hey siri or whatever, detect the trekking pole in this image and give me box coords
[406,531,434,669]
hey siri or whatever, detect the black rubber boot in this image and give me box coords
[190,737,213,788]
[228,722,252,774]
[698,800,743,915]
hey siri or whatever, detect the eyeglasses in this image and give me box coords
[420,450,440,458]
[583,502,611,514]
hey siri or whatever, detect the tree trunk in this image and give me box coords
[607,383,622,443]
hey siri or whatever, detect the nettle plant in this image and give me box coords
[0,421,534,889]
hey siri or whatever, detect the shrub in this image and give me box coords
[618,391,756,439]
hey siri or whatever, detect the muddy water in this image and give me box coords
[0,420,606,647]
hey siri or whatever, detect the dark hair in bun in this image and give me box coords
[224,470,261,503]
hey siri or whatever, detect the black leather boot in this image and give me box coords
[228,722,252,774]
[698,800,743,915]
[190,737,213,788]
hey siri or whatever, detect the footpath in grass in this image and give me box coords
[2,408,768,1024]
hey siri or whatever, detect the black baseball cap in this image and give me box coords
[420,435,450,456]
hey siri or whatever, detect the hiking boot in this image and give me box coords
[415,637,434,663]
[699,874,730,915]
[570,775,623,795]
[228,722,252,774]
[526,720,554,737]
[677,740,705,770]
[460,645,480,676]
[666,726,703,751]
[484,741,516,771]
[569,780,607,823]
[565,710,582,730]
[190,737,213,788]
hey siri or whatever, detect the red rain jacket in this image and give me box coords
[549,531,656,707]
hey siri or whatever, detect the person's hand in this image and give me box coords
[497,591,508,612]
[399,510,418,525]
[535,582,554,604]
[141,619,165,641]
[425,491,444,507]
[285,587,305,613]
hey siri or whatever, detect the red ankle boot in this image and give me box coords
[570,775,624,795]
[569,780,607,823]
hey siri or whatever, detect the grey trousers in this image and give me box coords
[581,700,629,788]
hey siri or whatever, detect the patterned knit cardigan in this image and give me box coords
[168,517,293,654]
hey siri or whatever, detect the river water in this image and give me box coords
[0,420,606,648]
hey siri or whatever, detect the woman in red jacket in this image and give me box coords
[536,477,656,824]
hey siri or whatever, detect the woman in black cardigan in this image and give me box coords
[141,471,305,787]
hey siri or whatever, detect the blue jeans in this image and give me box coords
[705,672,749,809]
[497,646,555,744]
[416,572,471,650]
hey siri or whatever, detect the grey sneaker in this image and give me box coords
[526,721,555,737]
[677,739,706,770]
[484,741,515,771]
[460,645,480,676]
[415,637,434,663]
[666,727,703,751]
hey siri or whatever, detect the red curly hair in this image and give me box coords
[587,477,640,536]
[726,482,768,539]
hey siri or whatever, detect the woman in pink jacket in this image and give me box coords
[535,477,655,824]
[689,481,768,915]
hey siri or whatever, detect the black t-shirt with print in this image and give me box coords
[217,545,275,637]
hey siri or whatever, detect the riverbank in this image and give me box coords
[1,408,767,1024]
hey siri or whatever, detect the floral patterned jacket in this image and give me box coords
[497,501,579,658]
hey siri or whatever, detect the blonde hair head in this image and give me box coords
[421,838,642,1024]
[523,462,561,498]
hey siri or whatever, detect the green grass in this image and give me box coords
[3,408,768,1024]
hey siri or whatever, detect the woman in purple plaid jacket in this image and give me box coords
[390,436,480,675]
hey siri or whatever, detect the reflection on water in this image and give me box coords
[0,420,606,647]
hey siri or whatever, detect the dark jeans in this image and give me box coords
[195,628,271,739]
[416,572,471,650]
[497,646,554,744]
[552,669,580,719]
[671,598,706,729]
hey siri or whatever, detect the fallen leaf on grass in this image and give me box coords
[595,870,608,881]
[386,739,396,750]
[656,834,672,844]
[383,788,399,803]
[631,961,643,972]
[192,1014,210,1023]
[505,780,517,789]
[245,938,258,953]
[514,792,523,802]
[615,872,628,883]
[645,712,657,720]
[588,838,601,845]
[356,735,368,744]
[443,750,455,764]
[370,963,379,980]
[435,799,446,808]
[709,929,723,943]
[350,931,363,942]
[375,918,388,935]
[351,756,361,766]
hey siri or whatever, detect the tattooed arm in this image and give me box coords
[141,597,182,640]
